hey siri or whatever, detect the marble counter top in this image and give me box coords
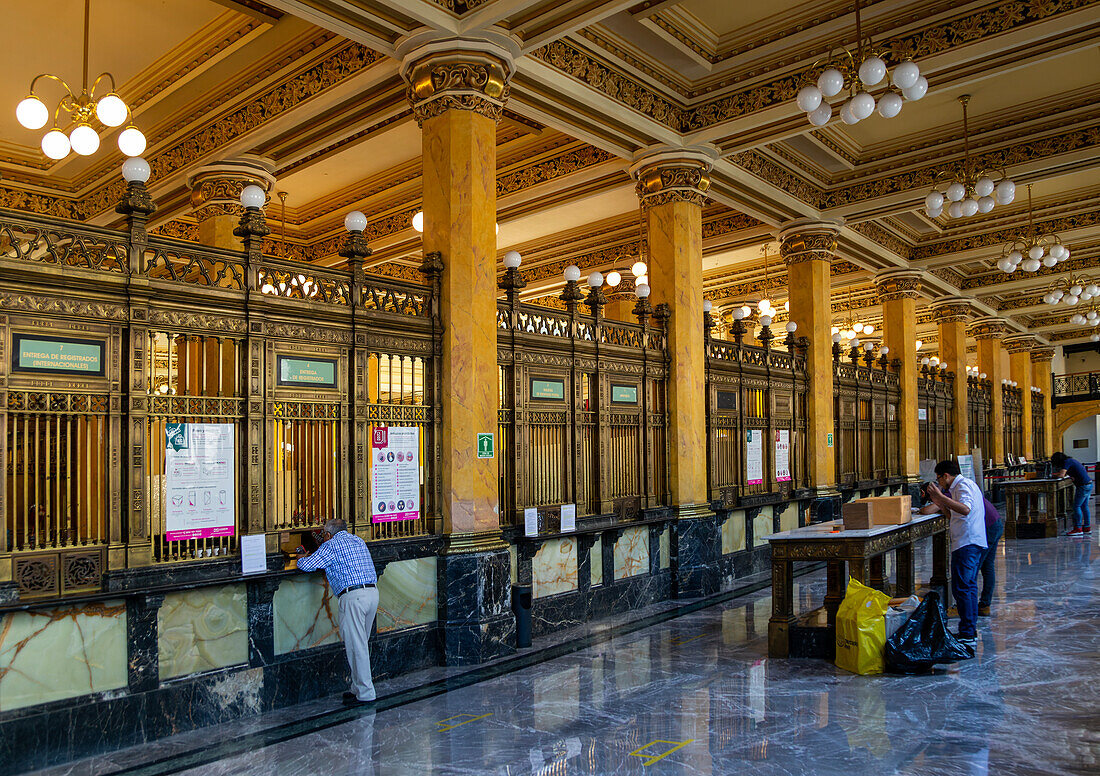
[767,510,943,542]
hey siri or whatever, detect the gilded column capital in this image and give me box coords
[1030,347,1055,363]
[629,146,717,210]
[873,269,923,302]
[968,317,1011,340]
[778,219,841,265]
[187,156,276,222]
[928,297,974,324]
[400,38,516,127]
[1004,334,1038,354]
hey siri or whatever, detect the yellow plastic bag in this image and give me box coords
[835,577,891,675]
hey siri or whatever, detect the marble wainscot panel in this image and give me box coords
[0,601,127,711]
[377,557,438,632]
[778,501,799,533]
[753,506,774,548]
[589,537,603,586]
[508,543,518,585]
[533,538,578,598]
[159,584,248,679]
[614,526,649,580]
[722,509,747,554]
[273,575,340,655]
[660,526,670,569]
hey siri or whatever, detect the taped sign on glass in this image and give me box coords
[371,426,420,523]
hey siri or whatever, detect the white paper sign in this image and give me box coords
[746,430,763,485]
[371,426,420,523]
[524,507,539,537]
[918,408,928,421]
[560,503,576,533]
[240,534,267,575]
[957,454,976,483]
[775,429,791,482]
[165,423,235,541]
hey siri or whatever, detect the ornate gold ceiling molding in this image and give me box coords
[929,298,974,324]
[911,207,1100,262]
[874,270,923,301]
[1031,347,1056,362]
[968,318,1011,340]
[498,144,615,196]
[779,220,839,265]
[730,151,824,208]
[849,221,912,260]
[929,267,967,289]
[403,50,513,126]
[1004,334,1039,353]
[428,0,491,13]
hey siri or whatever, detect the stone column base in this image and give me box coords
[671,503,719,599]
[439,533,515,666]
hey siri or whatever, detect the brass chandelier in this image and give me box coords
[996,185,1070,274]
[15,0,146,160]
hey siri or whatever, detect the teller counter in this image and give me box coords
[1002,478,1073,539]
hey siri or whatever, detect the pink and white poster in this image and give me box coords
[746,430,764,485]
[165,423,235,541]
[775,429,791,482]
[371,426,420,523]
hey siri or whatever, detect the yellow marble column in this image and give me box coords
[187,156,276,249]
[875,270,923,479]
[405,47,512,541]
[1006,336,1037,459]
[780,220,841,494]
[1031,347,1055,458]
[970,318,1011,466]
[930,298,974,456]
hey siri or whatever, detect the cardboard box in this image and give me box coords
[841,500,875,530]
[841,495,912,529]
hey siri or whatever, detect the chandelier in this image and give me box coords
[755,243,789,317]
[15,0,146,160]
[831,284,874,344]
[923,96,1014,219]
[794,0,927,127]
[996,185,1070,274]
[1042,273,1098,307]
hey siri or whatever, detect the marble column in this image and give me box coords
[1006,336,1037,460]
[780,220,841,517]
[971,318,1011,466]
[187,156,277,250]
[930,298,974,456]
[875,270,923,480]
[402,38,516,663]
[1031,347,1055,458]
[629,147,718,597]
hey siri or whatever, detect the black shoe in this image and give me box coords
[343,695,374,707]
[978,604,991,617]
[953,632,977,648]
[342,691,357,701]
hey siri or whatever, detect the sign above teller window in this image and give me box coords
[611,384,638,404]
[12,334,105,377]
[276,355,337,389]
[530,378,565,401]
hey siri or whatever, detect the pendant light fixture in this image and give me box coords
[995,185,1069,274]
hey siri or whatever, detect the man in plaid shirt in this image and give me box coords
[296,518,378,705]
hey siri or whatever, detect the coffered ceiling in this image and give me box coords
[0,0,1098,351]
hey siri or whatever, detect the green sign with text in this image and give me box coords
[13,335,104,377]
[530,378,565,401]
[477,433,494,459]
[277,356,337,388]
[611,384,638,404]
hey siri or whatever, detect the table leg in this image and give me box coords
[768,558,795,658]
[824,560,845,626]
[848,557,867,586]
[895,542,914,596]
[869,554,886,592]
[930,529,949,599]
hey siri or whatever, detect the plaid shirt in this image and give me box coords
[296,530,377,594]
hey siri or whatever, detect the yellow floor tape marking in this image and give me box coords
[436,713,493,732]
[628,739,695,766]
[669,634,705,646]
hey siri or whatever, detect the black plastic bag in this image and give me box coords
[884,590,974,674]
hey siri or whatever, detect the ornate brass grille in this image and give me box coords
[271,402,340,531]
[968,378,993,458]
[918,370,954,462]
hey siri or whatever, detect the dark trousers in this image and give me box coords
[951,544,984,638]
[979,518,1005,608]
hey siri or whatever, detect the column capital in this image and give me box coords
[778,219,841,265]
[187,155,276,221]
[1030,346,1056,363]
[873,269,923,301]
[629,146,717,209]
[928,296,974,324]
[1004,334,1039,354]
[968,317,1012,340]
[399,35,517,127]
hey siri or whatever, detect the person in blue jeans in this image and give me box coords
[1052,451,1093,535]
[978,497,1005,617]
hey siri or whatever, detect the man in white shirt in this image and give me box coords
[924,459,988,646]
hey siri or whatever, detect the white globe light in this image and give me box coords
[1003,261,1017,273]
[961,198,979,217]
[784,300,790,311]
[636,274,648,286]
[1028,244,1045,260]
[631,261,647,278]
[864,342,874,351]
[915,340,923,349]
[635,283,650,299]
[924,191,944,210]
[1049,244,1066,260]
[1007,250,1023,265]
[96,94,128,127]
[994,179,1016,205]
[1065,294,1079,305]
[978,196,995,213]
[832,326,840,334]
[41,128,70,159]
[851,91,876,120]
[858,56,887,86]
[503,250,522,269]
[1070,284,1083,296]
[975,177,995,197]
[1092,334,1099,343]
[69,123,100,156]
[1043,294,1054,305]
[587,271,604,288]
[864,324,874,335]
[1042,256,1057,267]
[880,346,889,355]
[926,205,942,219]
[833,332,842,343]
[344,210,367,232]
[853,322,864,334]
[703,299,712,313]
[564,265,581,282]
[121,156,150,183]
[786,321,797,333]
[240,184,266,209]
[117,126,146,156]
[16,96,49,130]
[876,92,904,119]
[1072,314,1085,325]
[1022,258,1041,272]
[850,338,860,347]
[891,61,920,90]
[948,201,963,219]
[796,85,823,112]
[758,298,771,313]
[921,357,930,366]
[840,101,860,125]
[901,75,928,101]
[1062,247,1071,261]
[606,270,621,287]
[808,102,832,126]
[760,315,773,327]
[946,182,966,202]
[817,68,845,97]
[1088,311,1099,321]
[1053,289,1065,299]
[411,211,424,232]
[1087,285,1100,297]
[740,305,752,318]
[997,258,1011,272]
[734,307,747,320]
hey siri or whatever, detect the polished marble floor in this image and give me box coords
[35,534,1100,776]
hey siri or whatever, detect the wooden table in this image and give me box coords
[1003,477,1073,539]
[767,511,950,658]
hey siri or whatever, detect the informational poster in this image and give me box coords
[165,423,235,541]
[560,503,576,533]
[524,507,539,537]
[918,408,928,421]
[240,534,267,575]
[370,426,420,523]
[774,429,791,482]
[746,430,764,485]
[477,433,494,459]
[957,454,976,483]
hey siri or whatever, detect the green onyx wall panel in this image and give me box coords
[533,538,578,598]
[614,526,649,580]
[274,575,341,655]
[722,510,746,554]
[590,537,603,586]
[753,507,774,548]
[377,557,437,633]
[0,601,127,711]
[158,584,248,679]
[660,526,670,570]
